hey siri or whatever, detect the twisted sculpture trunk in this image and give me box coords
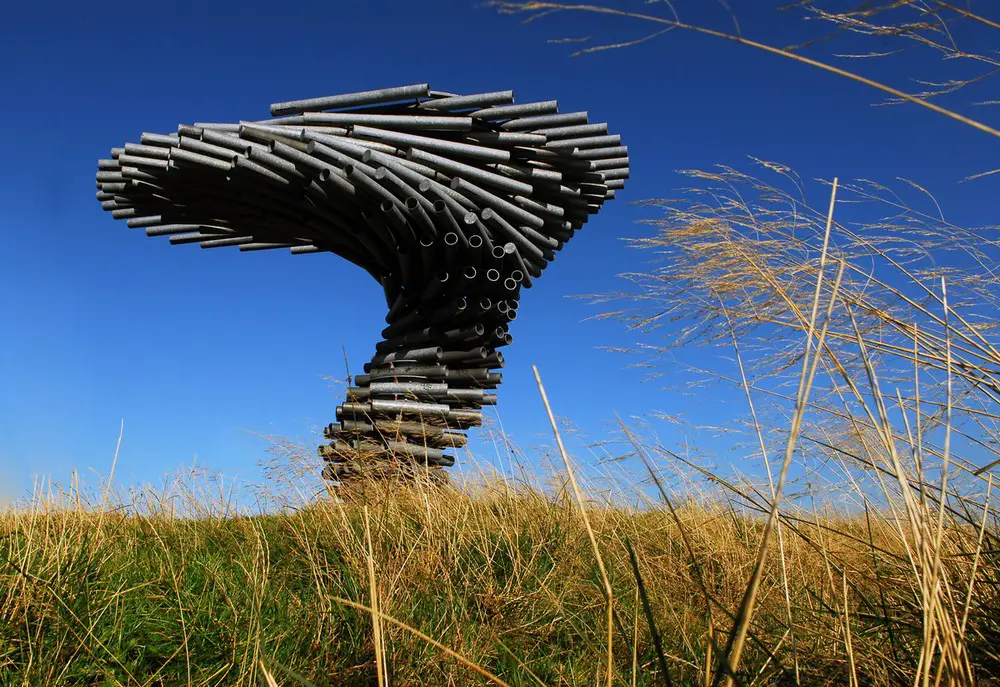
[95,84,629,483]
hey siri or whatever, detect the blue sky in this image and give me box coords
[1,1,997,501]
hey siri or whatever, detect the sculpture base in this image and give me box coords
[319,340,504,483]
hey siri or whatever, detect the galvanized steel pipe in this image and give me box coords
[95,83,628,485]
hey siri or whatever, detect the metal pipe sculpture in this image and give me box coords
[95,84,629,483]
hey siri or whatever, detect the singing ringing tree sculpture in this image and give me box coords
[95,83,629,483]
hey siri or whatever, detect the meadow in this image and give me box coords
[2,423,998,687]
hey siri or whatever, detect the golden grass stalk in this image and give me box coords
[716,181,843,686]
[722,304,800,685]
[490,3,1000,139]
[95,418,123,535]
[364,505,387,687]
[258,660,280,687]
[842,570,858,687]
[533,365,615,687]
[631,586,640,687]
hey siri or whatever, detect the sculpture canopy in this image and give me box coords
[96,83,629,482]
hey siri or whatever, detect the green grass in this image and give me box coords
[2,474,997,686]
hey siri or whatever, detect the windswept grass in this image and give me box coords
[1,447,997,686]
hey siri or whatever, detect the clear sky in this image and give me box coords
[1,1,996,501]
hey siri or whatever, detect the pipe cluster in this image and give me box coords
[95,83,629,482]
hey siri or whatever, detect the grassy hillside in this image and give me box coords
[2,470,997,686]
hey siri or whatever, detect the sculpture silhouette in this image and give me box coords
[95,84,629,482]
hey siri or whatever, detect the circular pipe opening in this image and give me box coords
[444,232,459,246]
[486,268,500,282]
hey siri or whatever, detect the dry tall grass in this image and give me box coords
[493,2,999,684]
[1,391,997,686]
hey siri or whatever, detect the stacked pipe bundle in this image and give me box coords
[95,83,629,482]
